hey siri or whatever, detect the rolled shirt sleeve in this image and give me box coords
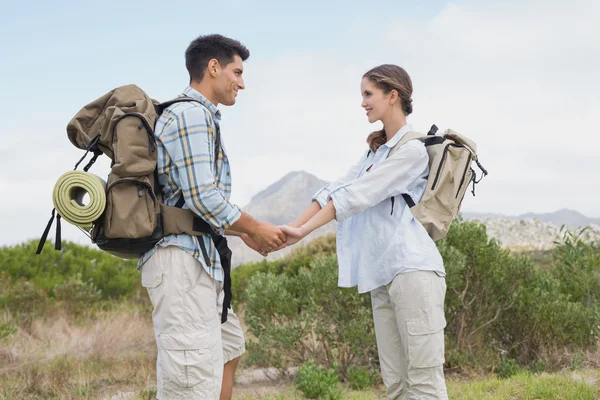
[162,106,241,232]
[312,151,368,208]
[329,142,428,221]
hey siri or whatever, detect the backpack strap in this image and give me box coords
[155,96,202,113]
[387,131,431,210]
[388,131,428,157]
[157,97,222,177]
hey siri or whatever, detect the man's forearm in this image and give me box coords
[228,212,260,236]
[224,229,243,237]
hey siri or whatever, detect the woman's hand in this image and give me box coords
[273,225,308,251]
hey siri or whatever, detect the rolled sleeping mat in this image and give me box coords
[52,171,106,230]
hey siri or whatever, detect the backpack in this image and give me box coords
[37,84,219,259]
[388,124,487,241]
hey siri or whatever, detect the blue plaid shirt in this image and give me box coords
[138,86,242,282]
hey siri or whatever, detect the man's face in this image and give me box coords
[215,55,245,106]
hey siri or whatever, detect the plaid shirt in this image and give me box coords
[138,86,242,282]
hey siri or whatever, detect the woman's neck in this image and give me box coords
[382,112,407,142]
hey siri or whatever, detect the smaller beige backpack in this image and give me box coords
[389,125,487,241]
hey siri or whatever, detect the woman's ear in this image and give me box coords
[389,89,399,105]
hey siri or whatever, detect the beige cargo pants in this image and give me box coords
[371,270,448,400]
[141,246,246,399]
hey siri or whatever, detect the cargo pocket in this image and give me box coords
[141,260,163,289]
[159,331,216,394]
[406,314,446,368]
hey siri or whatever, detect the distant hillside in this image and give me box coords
[229,171,336,266]
[230,172,600,265]
[463,209,600,228]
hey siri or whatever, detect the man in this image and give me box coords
[139,34,286,400]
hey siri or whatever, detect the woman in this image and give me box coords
[277,64,448,400]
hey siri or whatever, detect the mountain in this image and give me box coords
[228,171,337,266]
[242,171,328,226]
[229,171,600,266]
[462,209,600,228]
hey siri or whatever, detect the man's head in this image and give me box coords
[185,34,250,106]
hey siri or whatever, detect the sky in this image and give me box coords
[0,0,598,246]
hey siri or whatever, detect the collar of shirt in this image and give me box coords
[182,86,222,123]
[381,123,413,150]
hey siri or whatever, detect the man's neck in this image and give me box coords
[190,81,219,106]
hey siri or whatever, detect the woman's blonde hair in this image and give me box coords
[364,64,413,152]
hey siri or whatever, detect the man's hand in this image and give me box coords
[249,222,287,254]
[240,233,268,257]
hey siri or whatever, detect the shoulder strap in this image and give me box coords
[160,96,222,198]
[155,96,202,113]
[388,131,428,157]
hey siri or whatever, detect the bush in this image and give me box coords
[495,358,524,379]
[244,255,376,376]
[552,227,600,306]
[296,360,341,400]
[0,240,140,300]
[0,319,18,340]
[347,365,379,390]
[231,234,336,304]
[439,219,600,366]
[244,219,600,375]
[0,277,50,323]
[53,273,103,317]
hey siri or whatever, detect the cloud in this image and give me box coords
[1,0,598,247]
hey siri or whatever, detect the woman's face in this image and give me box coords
[361,77,391,124]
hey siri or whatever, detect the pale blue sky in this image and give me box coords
[1,0,443,134]
[1,0,598,245]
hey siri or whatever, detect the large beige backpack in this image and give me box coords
[37,84,217,259]
[390,125,487,241]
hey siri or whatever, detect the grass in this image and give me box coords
[447,371,599,400]
[1,307,599,399]
[229,372,600,400]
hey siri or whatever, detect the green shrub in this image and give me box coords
[439,219,600,367]
[244,255,376,376]
[0,319,18,340]
[347,365,379,390]
[0,240,139,300]
[0,277,50,322]
[552,227,600,305]
[231,234,336,304]
[52,273,103,317]
[296,360,341,400]
[495,358,524,379]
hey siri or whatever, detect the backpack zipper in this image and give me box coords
[456,157,472,198]
[111,113,156,164]
[431,143,464,190]
[107,179,156,203]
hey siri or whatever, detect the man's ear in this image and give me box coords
[207,58,220,78]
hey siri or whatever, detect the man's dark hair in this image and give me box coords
[185,34,250,83]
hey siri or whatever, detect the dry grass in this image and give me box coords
[1,307,599,399]
[0,309,156,399]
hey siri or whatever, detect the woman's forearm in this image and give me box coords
[301,201,336,235]
[290,201,322,227]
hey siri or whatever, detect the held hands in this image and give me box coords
[248,222,287,257]
[277,225,307,249]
